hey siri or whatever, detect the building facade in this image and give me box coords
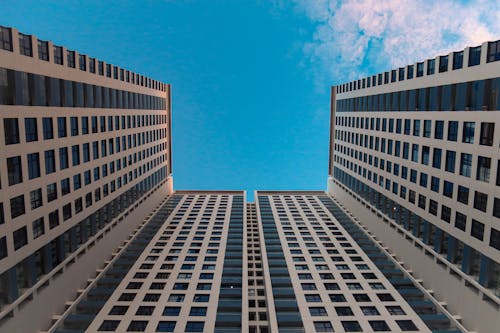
[0,26,173,333]
[44,191,465,333]
[328,41,500,332]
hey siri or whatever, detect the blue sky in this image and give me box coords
[2,0,498,200]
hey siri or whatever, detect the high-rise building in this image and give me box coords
[328,40,500,332]
[45,191,466,333]
[0,26,173,333]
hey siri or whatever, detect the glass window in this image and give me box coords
[462,122,475,143]
[432,148,442,169]
[443,181,453,198]
[487,40,500,62]
[57,117,66,138]
[439,55,448,72]
[7,156,22,185]
[79,54,86,71]
[0,26,13,51]
[30,188,42,209]
[314,321,334,332]
[480,122,494,146]
[452,51,463,70]
[18,33,32,56]
[434,120,444,139]
[44,149,56,174]
[416,62,424,77]
[10,195,25,219]
[24,117,38,142]
[423,120,431,137]
[471,219,484,240]
[185,322,204,332]
[445,151,456,173]
[459,153,472,177]
[47,183,57,202]
[27,152,40,179]
[469,46,481,66]
[427,59,435,75]
[473,191,488,212]
[13,226,28,249]
[67,50,75,68]
[37,39,49,61]
[59,147,68,170]
[447,121,458,141]
[455,212,467,231]
[53,45,63,65]
[476,156,491,182]
[4,118,19,145]
[457,186,469,204]
[32,217,45,239]
[70,117,78,136]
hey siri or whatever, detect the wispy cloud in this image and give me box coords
[293,0,500,86]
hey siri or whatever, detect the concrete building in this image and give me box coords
[0,25,173,333]
[328,40,500,332]
[44,191,466,333]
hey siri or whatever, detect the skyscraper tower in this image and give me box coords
[0,25,173,333]
[328,40,500,332]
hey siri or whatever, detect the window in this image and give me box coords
[487,40,500,62]
[13,226,28,250]
[25,118,38,142]
[4,118,19,145]
[469,46,481,66]
[19,33,32,56]
[452,51,463,70]
[490,228,500,250]
[67,50,75,68]
[455,212,467,231]
[494,198,500,219]
[435,120,444,139]
[416,62,424,77]
[305,294,322,302]
[47,183,57,202]
[342,321,362,332]
[189,307,207,316]
[448,121,458,141]
[193,294,209,302]
[443,181,453,198]
[7,156,23,185]
[445,151,456,173]
[427,59,435,75]
[163,306,181,316]
[98,320,120,331]
[439,55,448,72]
[476,156,491,182]
[42,118,53,139]
[10,195,25,219]
[127,321,148,331]
[480,122,494,146]
[0,26,12,51]
[37,39,49,61]
[27,153,40,179]
[462,122,475,143]
[471,219,485,240]
[45,150,56,174]
[314,321,334,332]
[396,320,418,331]
[53,45,63,65]
[79,54,86,71]
[361,306,380,315]
[457,186,469,204]
[309,307,328,316]
[30,188,43,209]
[72,145,80,166]
[335,306,354,316]
[459,153,472,177]
[32,218,45,239]
[57,117,66,137]
[185,322,204,332]
[473,191,488,212]
[369,321,390,332]
[70,117,78,136]
[59,147,68,170]
[156,321,176,332]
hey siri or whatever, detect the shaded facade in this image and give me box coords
[328,40,500,332]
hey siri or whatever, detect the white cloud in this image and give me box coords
[293,0,500,86]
